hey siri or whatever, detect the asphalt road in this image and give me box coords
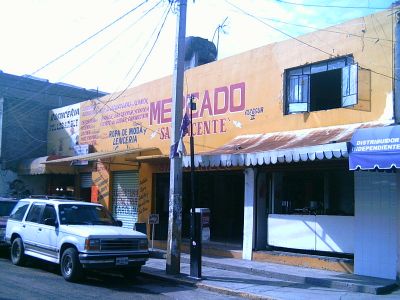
[0,249,242,300]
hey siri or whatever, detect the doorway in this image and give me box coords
[154,170,245,244]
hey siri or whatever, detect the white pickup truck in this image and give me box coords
[5,197,149,282]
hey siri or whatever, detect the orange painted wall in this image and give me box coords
[76,10,393,157]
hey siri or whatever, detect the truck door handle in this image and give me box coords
[22,225,26,228]
[38,228,42,231]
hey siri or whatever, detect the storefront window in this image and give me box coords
[272,169,354,216]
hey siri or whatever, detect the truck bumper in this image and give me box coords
[79,252,149,269]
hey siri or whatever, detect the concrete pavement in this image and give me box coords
[141,250,399,300]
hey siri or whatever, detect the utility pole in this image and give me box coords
[167,0,187,275]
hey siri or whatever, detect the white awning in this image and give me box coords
[183,143,349,167]
[183,122,392,168]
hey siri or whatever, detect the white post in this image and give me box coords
[243,168,256,260]
[151,223,155,250]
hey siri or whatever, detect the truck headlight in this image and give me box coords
[85,239,100,251]
[138,239,148,250]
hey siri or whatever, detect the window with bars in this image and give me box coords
[284,56,358,114]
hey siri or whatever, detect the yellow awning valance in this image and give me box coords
[18,156,75,175]
[43,147,159,164]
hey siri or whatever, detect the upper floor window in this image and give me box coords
[284,56,358,114]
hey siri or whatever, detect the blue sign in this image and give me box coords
[349,125,400,170]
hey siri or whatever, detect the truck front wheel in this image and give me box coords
[60,248,83,282]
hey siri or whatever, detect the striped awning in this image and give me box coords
[183,122,392,168]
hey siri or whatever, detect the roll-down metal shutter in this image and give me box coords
[112,171,139,229]
[80,173,92,188]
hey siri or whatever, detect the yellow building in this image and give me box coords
[45,9,399,280]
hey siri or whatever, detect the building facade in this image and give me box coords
[47,10,399,280]
[0,71,105,197]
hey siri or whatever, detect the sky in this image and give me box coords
[0,0,395,94]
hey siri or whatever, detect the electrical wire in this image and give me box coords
[226,0,334,57]
[226,0,394,80]
[4,0,162,118]
[30,0,150,77]
[83,1,173,135]
[0,82,100,101]
[121,0,168,86]
[0,0,150,105]
[258,15,392,43]
[2,142,46,163]
[50,0,165,95]
[275,0,391,10]
[0,0,167,157]
[11,113,47,143]
[67,2,173,149]
[3,1,163,136]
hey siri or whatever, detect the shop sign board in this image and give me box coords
[47,103,80,156]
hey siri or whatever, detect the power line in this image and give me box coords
[84,1,173,133]
[0,82,100,101]
[226,0,334,57]
[3,78,102,120]
[52,0,165,94]
[2,1,156,117]
[258,15,392,43]
[2,141,46,163]
[4,1,163,129]
[275,0,391,10]
[226,0,394,80]
[11,113,47,143]
[30,0,150,77]
[121,0,168,85]
[0,3,168,152]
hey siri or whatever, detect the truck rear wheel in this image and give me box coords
[11,237,25,266]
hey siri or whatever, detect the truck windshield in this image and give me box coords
[58,204,116,226]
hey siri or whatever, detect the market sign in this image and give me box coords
[349,125,400,170]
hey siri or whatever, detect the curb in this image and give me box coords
[141,266,279,300]
[182,257,398,295]
[149,251,398,295]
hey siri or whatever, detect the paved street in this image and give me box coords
[0,249,242,300]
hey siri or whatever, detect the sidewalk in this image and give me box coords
[141,250,399,300]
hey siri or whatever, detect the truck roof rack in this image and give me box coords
[28,195,83,201]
